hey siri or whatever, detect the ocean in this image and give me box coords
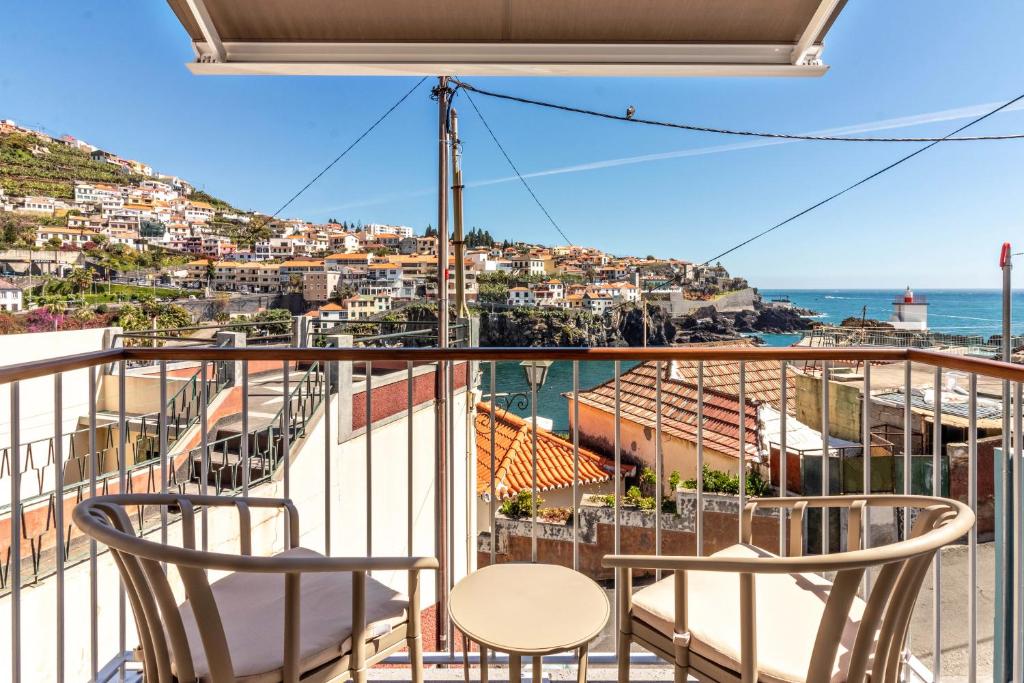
[480,289,1021,429]
[759,289,1024,340]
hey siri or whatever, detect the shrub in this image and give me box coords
[682,465,771,497]
[498,490,543,519]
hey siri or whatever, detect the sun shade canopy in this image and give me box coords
[166,0,848,76]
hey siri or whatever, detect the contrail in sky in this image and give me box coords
[305,98,1024,215]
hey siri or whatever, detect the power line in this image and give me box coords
[269,77,428,219]
[459,87,574,246]
[451,79,1024,143]
[615,90,1024,315]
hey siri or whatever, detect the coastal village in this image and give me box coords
[0,117,802,343]
[3,0,1022,675]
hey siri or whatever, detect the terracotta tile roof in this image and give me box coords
[566,362,765,460]
[663,352,795,413]
[475,402,622,499]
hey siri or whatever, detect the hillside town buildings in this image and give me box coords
[1,119,752,326]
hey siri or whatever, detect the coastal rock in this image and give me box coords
[615,304,676,346]
[479,308,609,347]
[672,305,811,342]
[839,316,893,328]
[752,307,813,333]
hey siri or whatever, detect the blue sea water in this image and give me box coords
[760,289,1024,340]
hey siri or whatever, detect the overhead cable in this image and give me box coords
[451,79,1024,143]
[460,86,574,246]
[270,77,428,219]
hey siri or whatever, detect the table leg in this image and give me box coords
[532,656,542,683]
[480,646,488,683]
[462,632,470,683]
[509,654,521,682]
[577,644,588,683]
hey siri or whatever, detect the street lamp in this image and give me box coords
[519,360,553,391]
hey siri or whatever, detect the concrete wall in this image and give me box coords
[948,435,998,538]
[668,287,757,317]
[0,327,120,507]
[98,374,189,415]
[479,492,781,580]
[794,372,866,443]
[571,401,739,479]
[475,480,615,535]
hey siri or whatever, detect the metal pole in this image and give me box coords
[434,74,451,653]
[450,108,469,319]
[1000,242,1014,679]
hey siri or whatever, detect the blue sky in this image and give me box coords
[2,2,1023,288]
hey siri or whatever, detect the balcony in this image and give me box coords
[0,326,1020,682]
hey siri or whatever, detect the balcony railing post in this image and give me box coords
[10,381,21,683]
[53,372,65,683]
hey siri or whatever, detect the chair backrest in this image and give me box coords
[741,495,972,683]
[73,493,301,683]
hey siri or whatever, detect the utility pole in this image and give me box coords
[432,75,451,654]
[450,108,470,319]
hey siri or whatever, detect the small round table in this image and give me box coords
[449,563,609,682]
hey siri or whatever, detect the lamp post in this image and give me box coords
[520,360,553,391]
[482,360,553,412]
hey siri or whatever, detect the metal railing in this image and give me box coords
[0,344,1020,682]
[0,364,221,591]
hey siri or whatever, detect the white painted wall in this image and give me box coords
[0,327,119,507]
[283,385,476,607]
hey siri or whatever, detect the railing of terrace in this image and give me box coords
[0,345,1021,682]
[0,363,221,592]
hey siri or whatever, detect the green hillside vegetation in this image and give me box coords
[0,131,238,211]
[0,132,148,199]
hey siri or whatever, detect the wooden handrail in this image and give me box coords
[3,344,1024,385]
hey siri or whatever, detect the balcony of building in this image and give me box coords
[0,324,1019,682]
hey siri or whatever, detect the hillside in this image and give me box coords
[0,131,237,211]
[0,132,148,200]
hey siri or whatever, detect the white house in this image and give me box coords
[507,287,536,307]
[0,278,23,312]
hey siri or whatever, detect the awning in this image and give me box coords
[166,0,848,76]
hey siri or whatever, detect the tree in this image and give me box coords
[288,273,303,293]
[331,284,357,303]
[66,267,94,294]
[478,281,509,304]
[424,225,436,238]
[45,236,63,250]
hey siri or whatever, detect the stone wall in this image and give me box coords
[478,491,781,580]
[668,287,757,317]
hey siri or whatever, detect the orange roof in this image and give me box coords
[280,259,323,267]
[567,362,763,459]
[475,402,620,499]
[326,253,370,261]
[319,303,344,311]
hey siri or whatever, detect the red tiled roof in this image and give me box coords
[567,362,764,459]
[663,352,794,413]
[475,402,621,499]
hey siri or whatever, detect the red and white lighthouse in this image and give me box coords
[890,286,928,331]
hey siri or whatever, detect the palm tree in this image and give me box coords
[67,267,93,294]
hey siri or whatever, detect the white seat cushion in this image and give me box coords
[630,543,867,683]
[177,547,408,683]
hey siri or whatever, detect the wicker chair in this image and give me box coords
[604,494,974,683]
[72,493,438,683]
